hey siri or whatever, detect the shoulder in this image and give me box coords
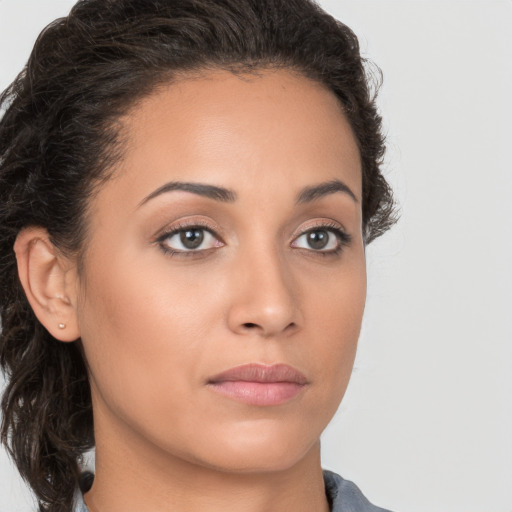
[323,470,394,512]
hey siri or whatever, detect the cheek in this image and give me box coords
[76,248,220,414]
[305,251,366,397]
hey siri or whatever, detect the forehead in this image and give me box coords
[96,69,362,213]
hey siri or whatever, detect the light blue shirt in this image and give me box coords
[73,470,392,512]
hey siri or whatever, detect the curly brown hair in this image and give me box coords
[0,0,396,510]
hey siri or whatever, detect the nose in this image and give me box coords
[226,247,301,338]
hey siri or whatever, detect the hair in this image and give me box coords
[0,0,396,510]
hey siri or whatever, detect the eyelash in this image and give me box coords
[155,221,351,258]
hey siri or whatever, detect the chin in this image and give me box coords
[186,421,321,474]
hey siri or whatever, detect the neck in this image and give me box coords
[85,409,330,512]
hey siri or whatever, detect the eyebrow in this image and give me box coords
[296,179,358,204]
[138,181,236,207]
[139,178,357,208]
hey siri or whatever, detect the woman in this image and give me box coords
[0,0,396,511]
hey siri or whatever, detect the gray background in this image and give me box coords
[1,1,511,511]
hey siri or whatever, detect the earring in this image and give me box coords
[58,323,66,329]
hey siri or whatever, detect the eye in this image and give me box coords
[158,225,223,254]
[291,226,350,253]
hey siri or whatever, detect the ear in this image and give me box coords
[14,227,81,342]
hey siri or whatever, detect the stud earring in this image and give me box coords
[58,323,66,329]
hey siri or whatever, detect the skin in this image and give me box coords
[15,69,366,512]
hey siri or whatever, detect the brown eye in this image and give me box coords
[292,227,346,253]
[160,227,222,253]
[180,229,204,249]
[306,230,329,250]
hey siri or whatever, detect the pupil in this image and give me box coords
[308,230,329,249]
[180,229,204,249]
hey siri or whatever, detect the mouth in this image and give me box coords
[206,363,308,406]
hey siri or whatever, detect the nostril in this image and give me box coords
[241,321,297,333]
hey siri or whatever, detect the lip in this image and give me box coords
[207,363,308,406]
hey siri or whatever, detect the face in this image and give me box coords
[75,69,366,473]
